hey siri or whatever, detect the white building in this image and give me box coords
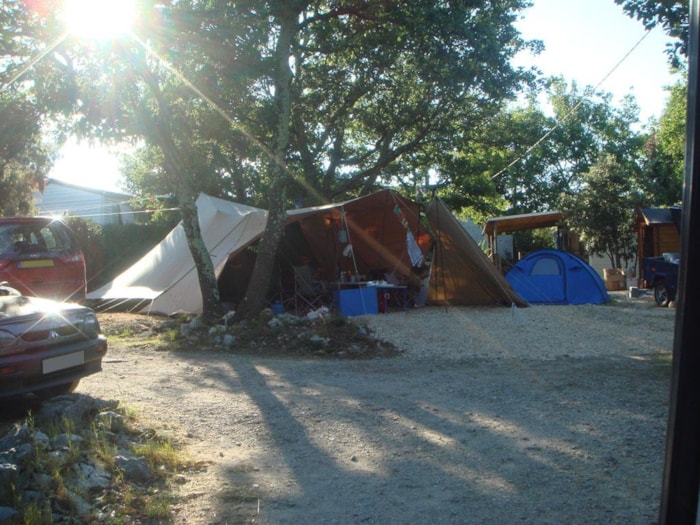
[34,178,136,226]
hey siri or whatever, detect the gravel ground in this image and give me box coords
[80,291,675,524]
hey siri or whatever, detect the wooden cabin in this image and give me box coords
[635,207,681,278]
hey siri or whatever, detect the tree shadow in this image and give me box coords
[177,354,670,524]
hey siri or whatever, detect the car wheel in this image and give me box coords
[34,380,81,400]
[654,281,671,307]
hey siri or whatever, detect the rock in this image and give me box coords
[73,462,112,490]
[115,455,152,484]
[64,488,92,518]
[50,433,84,451]
[0,506,20,524]
[94,411,128,433]
[0,464,19,502]
[189,317,205,330]
[0,424,31,451]
[5,444,33,468]
[309,335,330,346]
[208,325,225,336]
[33,431,50,452]
[39,395,117,425]
[30,472,53,492]
[46,450,73,469]
[174,474,188,484]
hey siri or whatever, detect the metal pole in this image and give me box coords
[659,1,700,522]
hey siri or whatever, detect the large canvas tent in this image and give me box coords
[88,194,268,314]
[88,190,524,315]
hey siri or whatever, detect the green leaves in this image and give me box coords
[614,0,688,67]
[564,154,638,267]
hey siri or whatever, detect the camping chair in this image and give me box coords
[293,265,327,313]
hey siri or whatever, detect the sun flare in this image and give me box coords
[62,0,137,40]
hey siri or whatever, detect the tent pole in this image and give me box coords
[493,225,500,271]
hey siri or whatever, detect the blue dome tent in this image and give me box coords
[505,249,609,305]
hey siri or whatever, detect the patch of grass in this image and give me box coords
[16,500,49,525]
[87,421,118,470]
[132,438,185,477]
[158,326,181,343]
[144,491,176,519]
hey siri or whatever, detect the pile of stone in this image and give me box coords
[0,395,153,524]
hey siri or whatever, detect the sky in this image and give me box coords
[514,0,680,122]
[49,0,682,193]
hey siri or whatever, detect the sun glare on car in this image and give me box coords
[62,0,137,40]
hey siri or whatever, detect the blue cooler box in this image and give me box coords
[334,287,378,316]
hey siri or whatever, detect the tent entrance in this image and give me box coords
[526,255,566,303]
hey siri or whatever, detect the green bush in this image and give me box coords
[64,216,105,287]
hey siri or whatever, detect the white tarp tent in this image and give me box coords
[87,194,267,314]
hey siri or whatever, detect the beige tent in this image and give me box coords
[88,190,524,315]
[87,194,267,314]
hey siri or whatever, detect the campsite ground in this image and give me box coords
[79,290,675,524]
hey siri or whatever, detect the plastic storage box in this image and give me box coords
[334,287,378,316]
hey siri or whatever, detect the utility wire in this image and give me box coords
[491,28,653,181]
[36,193,169,216]
[38,206,180,221]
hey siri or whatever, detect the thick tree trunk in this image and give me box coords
[234,6,297,320]
[180,197,225,324]
[135,63,225,325]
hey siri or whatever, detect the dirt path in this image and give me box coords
[80,294,675,524]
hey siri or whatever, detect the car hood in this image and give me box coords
[0,295,88,320]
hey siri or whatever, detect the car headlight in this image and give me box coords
[82,313,101,338]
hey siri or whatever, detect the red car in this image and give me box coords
[0,217,87,302]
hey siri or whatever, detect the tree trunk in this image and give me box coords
[234,6,297,320]
[180,196,225,324]
[135,62,225,324]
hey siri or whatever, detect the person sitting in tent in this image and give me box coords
[295,256,323,288]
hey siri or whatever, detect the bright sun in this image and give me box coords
[62,0,137,40]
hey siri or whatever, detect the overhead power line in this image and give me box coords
[491,28,653,181]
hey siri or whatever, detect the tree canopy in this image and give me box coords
[563,154,640,268]
[44,0,537,319]
[0,0,74,214]
[614,0,688,67]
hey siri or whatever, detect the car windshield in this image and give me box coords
[0,221,74,257]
